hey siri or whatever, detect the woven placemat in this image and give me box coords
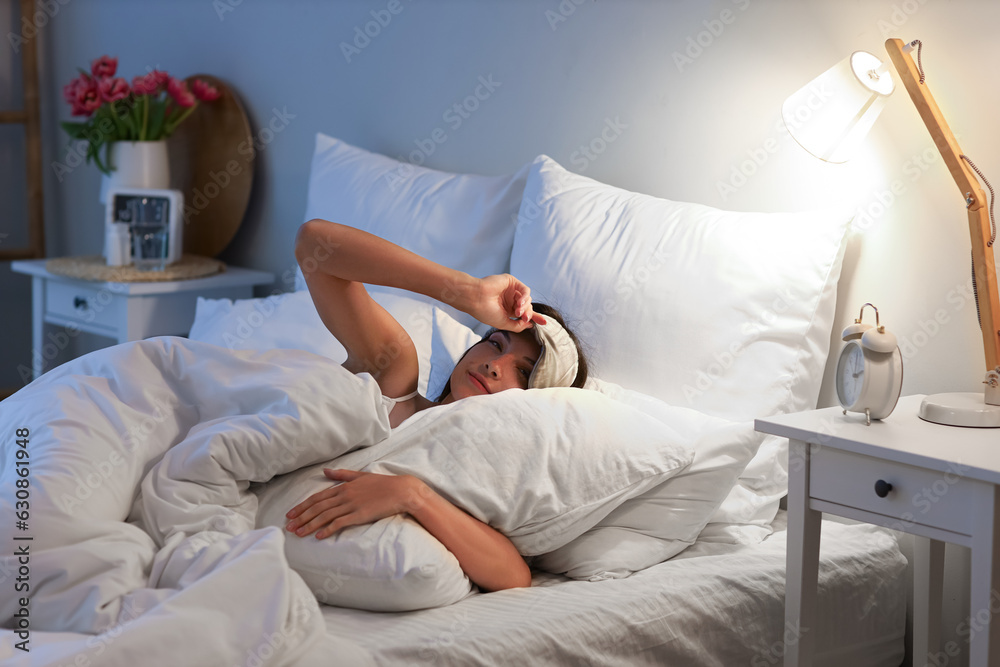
[46,255,225,283]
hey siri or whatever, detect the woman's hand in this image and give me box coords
[285,469,428,539]
[288,467,532,591]
[472,274,547,331]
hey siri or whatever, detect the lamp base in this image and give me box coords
[918,391,1000,428]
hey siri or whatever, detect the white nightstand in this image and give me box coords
[11,258,274,380]
[756,394,999,667]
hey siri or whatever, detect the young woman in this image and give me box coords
[284,219,588,593]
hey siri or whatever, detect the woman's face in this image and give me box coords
[445,330,541,402]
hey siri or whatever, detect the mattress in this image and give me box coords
[317,514,908,666]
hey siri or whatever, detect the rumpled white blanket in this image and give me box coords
[0,337,391,667]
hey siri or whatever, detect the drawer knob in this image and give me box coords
[874,479,893,498]
[73,296,89,310]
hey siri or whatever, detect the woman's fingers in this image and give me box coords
[285,470,416,539]
[476,274,541,329]
[286,483,338,519]
[297,505,352,538]
[286,494,350,535]
[286,469,358,520]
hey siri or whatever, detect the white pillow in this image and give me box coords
[428,307,483,400]
[530,378,760,580]
[300,132,529,331]
[189,288,481,401]
[255,470,474,612]
[189,290,347,361]
[365,388,694,556]
[256,387,693,609]
[510,155,850,542]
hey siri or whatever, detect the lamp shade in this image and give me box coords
[782,51,895,163]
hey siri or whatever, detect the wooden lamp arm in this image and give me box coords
[885,38,1000,373]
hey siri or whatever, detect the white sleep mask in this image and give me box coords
[528,319,579,389]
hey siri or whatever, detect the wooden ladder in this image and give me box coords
[1,0,45,260]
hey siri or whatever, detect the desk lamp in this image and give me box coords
[782,38,1000,427]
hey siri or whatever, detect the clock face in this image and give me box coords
[111,194,171,224]
[836,341,865,408]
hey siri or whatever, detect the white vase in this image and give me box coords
[99,140,171,204]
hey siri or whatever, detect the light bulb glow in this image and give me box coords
[782,51,895,163]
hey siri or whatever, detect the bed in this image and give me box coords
[0,133,907,666]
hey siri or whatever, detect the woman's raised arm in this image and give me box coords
[295,219,539,397]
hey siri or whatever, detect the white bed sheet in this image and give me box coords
[319,513,907,666]
[4,516,905,667]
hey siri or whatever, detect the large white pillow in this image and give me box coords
[366,388,695,556]
[189,287,480,401]
[531,378,760,580]
[510,155,850,542]
[256,387,694,610]
[300,132,529,331]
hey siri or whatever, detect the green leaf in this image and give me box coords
[108,103,125,138]
[131,99,144,140]
[92,141,112,175]
[60,121,90,140]
[146,101,167,141]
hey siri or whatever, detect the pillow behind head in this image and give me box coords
[510,155,851,542]
[300,133,529,332]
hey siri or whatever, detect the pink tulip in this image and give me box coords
[63,75,86,105]
[98,77,130,103]
[90,55,117,79]
[72,78,101,116]
[167,77,196,108]
[151,69,170,88]
[131,73,159,96]
[191,78,221,102]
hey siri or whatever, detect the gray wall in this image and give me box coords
[3,1,997,661]
[5,0,997,403]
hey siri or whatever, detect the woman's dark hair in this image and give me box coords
[434,302,589,402]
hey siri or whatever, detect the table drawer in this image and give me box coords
[810,447,975,536]
[45,280,121,329]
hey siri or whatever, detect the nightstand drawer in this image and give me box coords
[810,447,975,536]
[45,280,121,329]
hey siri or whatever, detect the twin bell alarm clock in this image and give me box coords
[105,187,184,270]
[835,303,904,425]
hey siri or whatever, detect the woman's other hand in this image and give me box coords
[473,274,547,331]
[287,467,532,591]
[285,469,428,539]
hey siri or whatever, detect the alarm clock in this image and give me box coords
[835,303,904,425]
[105,187,184,268]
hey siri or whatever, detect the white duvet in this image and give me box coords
[1,335,765,666]
[0,337,392,667]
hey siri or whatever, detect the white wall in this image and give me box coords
[3,0,995,661]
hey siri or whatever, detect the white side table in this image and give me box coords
[11,258,274,380]
[756,394,999,667]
